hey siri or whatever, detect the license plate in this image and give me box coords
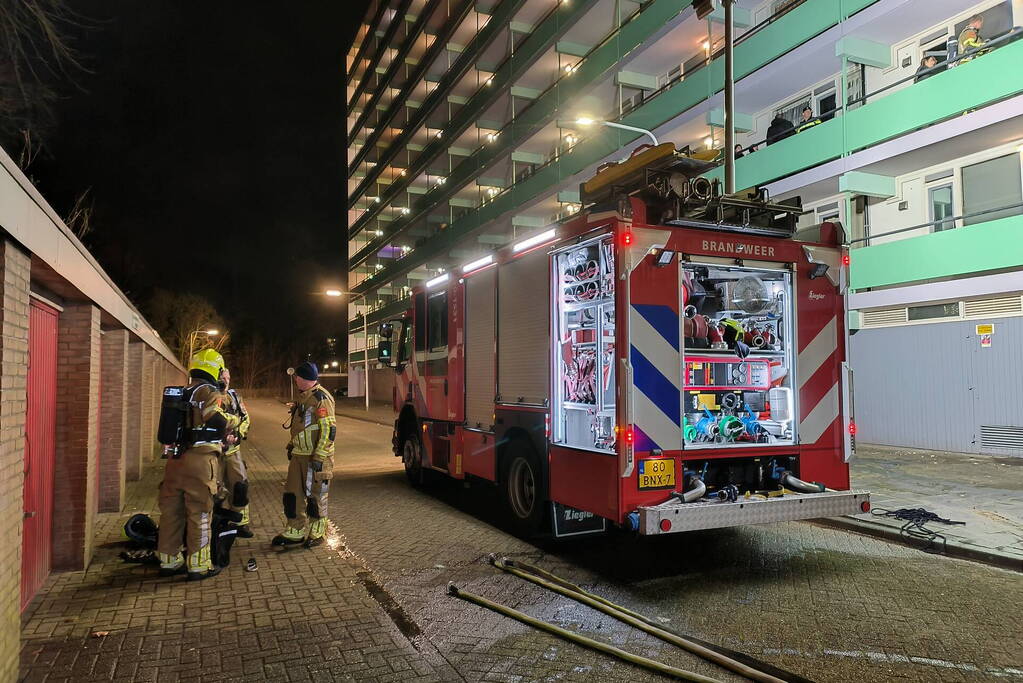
[638,458,675,490]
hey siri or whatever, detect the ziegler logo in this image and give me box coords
[808,291,825,301]
[701,240,776,257]
[563,509,594,523]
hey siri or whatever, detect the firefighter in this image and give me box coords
[157,348,240,580]
[220,368,253,538]
[957,15,987,63]
[795,105,821,134]
[272,361,337,549]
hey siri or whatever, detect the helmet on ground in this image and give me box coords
[123,513,158,548]
[189,348,226,383]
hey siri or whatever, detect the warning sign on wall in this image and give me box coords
[980,334,992,348]
[976,323,994,335]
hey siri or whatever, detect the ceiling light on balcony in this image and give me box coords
[565,134,577,145]
[435,131,443,139]
[437,177,446,185]
[704,136,713,148]
[486,132,499,143]
[401,207,411,215]
[374,229,384,236]
[702,40,710,50]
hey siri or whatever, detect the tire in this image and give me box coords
[501,439,546,535]
[400,432,425,487]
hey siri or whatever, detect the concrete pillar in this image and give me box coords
[140,347,156,462]
[52,302,101,571]
[0,241,30,683]
[125,341,144,481]
[99,329,130,512]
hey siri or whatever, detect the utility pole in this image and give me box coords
[723,0,735,194]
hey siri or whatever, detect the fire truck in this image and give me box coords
[377,143,868,537]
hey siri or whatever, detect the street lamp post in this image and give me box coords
[185,327,219,365]
[573,118,659,147]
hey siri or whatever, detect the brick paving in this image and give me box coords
[20,398,1023,682]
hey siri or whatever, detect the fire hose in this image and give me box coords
[449,556,793,683]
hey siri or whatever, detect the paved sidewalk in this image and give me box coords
[19,419,458,682]
[825,444,1023,570]
[334,398,394,426]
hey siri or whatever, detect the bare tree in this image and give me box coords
[0,0,87,165]
[144,289,227,365]
[66,186,93,240]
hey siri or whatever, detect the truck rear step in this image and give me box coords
[638,489,869,535]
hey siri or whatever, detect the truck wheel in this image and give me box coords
[501,440,546,534]
[400,433,425,487]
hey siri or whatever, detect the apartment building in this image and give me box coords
[346,0,1023,454]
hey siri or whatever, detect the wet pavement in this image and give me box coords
[20,398,1023,682]
[846,445,1023,566]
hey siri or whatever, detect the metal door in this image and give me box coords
[23,300,58,610]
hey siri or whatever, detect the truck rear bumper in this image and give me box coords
[637,489,869,535]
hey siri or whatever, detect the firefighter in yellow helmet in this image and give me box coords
[219,368,252,537]
[957,14,987,63]
[272,361,337,548]
[157,348,240,580]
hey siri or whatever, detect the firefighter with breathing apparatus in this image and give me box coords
[156,348,240,580]
[219,368,253,537]
[272,361,337,549]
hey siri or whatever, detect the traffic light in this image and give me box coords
[692,0,715,20]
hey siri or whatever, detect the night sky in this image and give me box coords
[27,1,367,351]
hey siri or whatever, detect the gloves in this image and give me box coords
[310,459,323,474]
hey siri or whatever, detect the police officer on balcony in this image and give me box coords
[272,362,337,549]
[157,349,240,580]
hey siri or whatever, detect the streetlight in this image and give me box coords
[185,327,219,364]
[320,289,370,412]
[572,117,659,147]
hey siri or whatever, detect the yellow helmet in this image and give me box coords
[189,348,226,382]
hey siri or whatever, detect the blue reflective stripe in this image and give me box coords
[632,303,680,351]
[630,346,681,427]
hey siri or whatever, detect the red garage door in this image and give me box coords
[23,300,58,610]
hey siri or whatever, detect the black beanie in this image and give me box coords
[295,361,318,381]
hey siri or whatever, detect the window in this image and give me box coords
[427,291,448,351]
[414,292,427,352]
[928,184,955,231]
[962,153,1023,226]
[907,302,959,321]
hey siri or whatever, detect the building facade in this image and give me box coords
[346,0,1023,452]
[0,147,183,681]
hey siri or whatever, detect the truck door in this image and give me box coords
[419,288,449,420]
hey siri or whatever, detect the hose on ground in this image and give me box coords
[490,557,785,683]
[447,582,723,683]
[780,472,825,493]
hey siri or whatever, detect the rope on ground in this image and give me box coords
[870,507,965,554]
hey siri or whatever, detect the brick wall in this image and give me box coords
[140,348,155,462]
[52,303,100,571]
[99,330,129,513]
[125,342,143,480]
[0,242,30,683]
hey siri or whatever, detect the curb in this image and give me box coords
[334,411,392,428]
[816,516,1023,573]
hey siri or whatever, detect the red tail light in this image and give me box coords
[860,501,871,513]
[842,254,851,266]
[625,427,634,444]
[621,230,634,247]
[659,519,672,532]
[848,421,857,436]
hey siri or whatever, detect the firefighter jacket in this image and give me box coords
[957,26,985,57]
[223,388,250,454]
[290,383,336,459]
[185,380,240,455]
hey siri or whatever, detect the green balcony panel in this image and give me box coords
[706,108,753,133]
[709,4,751,27]
[850,214,1023,291]
[616,70,658,91]
[556,40,592,58]
[704,40,1023,190]
[511,150,545,164]
[557,190,580,203]
[511,215,547,227]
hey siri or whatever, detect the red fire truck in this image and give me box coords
[378,143,868,537]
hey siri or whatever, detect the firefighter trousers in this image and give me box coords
[157,449,219,572]
[221,448,250,525]
[282,454,333,540]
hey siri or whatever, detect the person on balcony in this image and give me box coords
[766,116,794,145]
[795,106,822,134]
[914,55,939,83]
[957,14,988,63]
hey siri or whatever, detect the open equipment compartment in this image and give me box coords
[681,262,796,450]
[552,235,616,452]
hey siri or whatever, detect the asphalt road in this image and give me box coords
[246,398,1022,683]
